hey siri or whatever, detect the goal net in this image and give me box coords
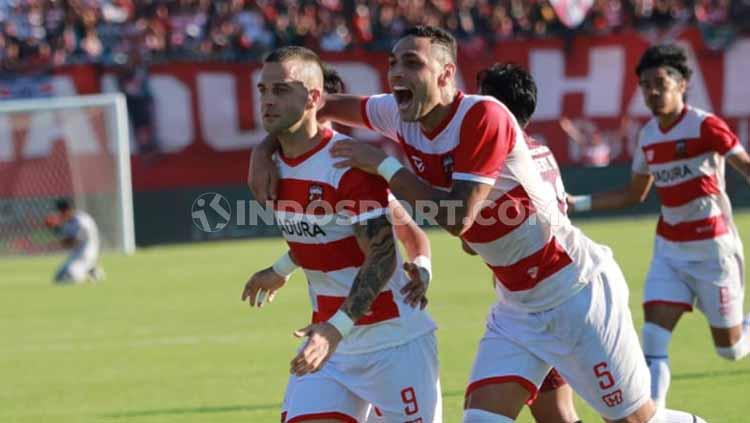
[0,93,135,256]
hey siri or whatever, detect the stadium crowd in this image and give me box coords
[2,0,750,70]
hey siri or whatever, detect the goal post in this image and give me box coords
[0,93,136,256]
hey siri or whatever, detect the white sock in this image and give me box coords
[714,314,750,360]
[463,409,514,423]
[715,332,750,361]
[642,322,672,408]
[648,407,707,422]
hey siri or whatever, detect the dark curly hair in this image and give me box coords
[635,44,693,81]
[55,198,72,212]
[477,63,537,127]
[323,66,345,94]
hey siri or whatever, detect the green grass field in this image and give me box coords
[2,214,749,423]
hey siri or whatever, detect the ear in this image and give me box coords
[438,63,456,88]
[677,77,687,94]
[307,88,322,110]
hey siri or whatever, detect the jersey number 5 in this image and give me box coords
[593,362,615,390]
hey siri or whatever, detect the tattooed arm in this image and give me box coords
[341,215,397,320]
[289,215,396,376]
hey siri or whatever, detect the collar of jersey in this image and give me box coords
[421,91,464,140]
[278,127,334,167]
[658,105,688,134]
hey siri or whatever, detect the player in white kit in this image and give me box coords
[49,199,103,284]
[473,62,580,423]
[569,44,750,409]
[246,66,434,312]
[241,46,441,423]
[250,27,706,423]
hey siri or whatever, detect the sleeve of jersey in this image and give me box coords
[452,101,515,186]
[702,115,744,156]
[361,94,400,141]
[337,168,390,224]
[62,221,80,239]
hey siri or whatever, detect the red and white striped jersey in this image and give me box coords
[273,128,436,354]
[527,135,568,215]
[632,106,745,260]
[362,92,612,311]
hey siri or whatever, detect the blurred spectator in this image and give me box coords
[585,0,625,33]
[730,0,750,31]
[558,115,643,166]
[234,2,273,57]
[2,0,749,71]
[694,0,736,50]
[115,50,159,156]
[352,3,373,45]
[560,117,613,167]
[695,0,730,25]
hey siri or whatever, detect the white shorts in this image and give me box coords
[467,259,650,420]
[282,332,442,423]
[54,253,97,283]
[643,251,745,328]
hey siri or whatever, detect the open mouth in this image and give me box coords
[393,86,414,111]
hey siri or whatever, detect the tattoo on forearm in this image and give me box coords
[342,216,396,321]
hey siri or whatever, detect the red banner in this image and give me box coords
[2,28,749,192]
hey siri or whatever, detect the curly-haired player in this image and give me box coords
[569,43,750,409]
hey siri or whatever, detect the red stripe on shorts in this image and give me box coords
[287,412,358,423]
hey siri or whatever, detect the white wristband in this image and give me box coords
[570,195,592,212]
[328,310,355,337]
[377,157,404,182]
[272,252,297,278]
[413,255,432,284]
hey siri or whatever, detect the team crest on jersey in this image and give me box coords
[411,155,425,173]
[674,140,688,158]
[308,184,324,202]
[442,155,454,175]
[646,149,655,162]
